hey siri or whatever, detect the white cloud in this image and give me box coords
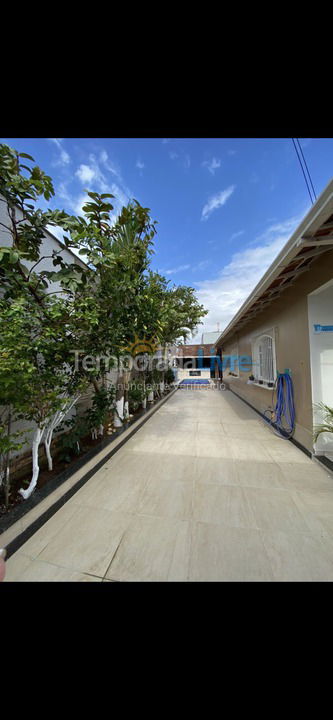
[202,157,221,175]
[192,260,210,272]
[100,149,108,164]
[229,230,244,242]
[194,214,303,335]
[60,150,133,222]
[49,138,70,166]
[201,186,235,221]
[75,164,96,184]
[169,151,179,160]
[184,154,191,169]
[136,159,145,170]
[163,264,191,275]
[227,149,237,156]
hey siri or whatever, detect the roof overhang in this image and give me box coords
[215,178,333,347]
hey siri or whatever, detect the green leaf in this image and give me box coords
[18,152,35,161]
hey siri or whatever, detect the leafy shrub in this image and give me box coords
[165,367,175,385]
[313,403,333,443]
[85,386,115,435]
[128,382,145,413]
[56,416,88,463]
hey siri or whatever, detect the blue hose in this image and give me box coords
[263,373,296,438]
[274,373,296,437]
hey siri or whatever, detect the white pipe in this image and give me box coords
[124,400,129,419]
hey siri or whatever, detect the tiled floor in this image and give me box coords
[4,387,333,582]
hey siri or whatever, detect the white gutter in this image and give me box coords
[215,177,333,347]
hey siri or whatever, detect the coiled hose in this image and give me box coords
[263,372,296,439]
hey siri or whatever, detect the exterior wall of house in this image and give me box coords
[0,196,85,288]
[177,367,212,382]
[173,343,216,383]
[217,248,333,454]
[308,280,333,459]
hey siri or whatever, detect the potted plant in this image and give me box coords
[249,375,255,381]
[313,403,333,449]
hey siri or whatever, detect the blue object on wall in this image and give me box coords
[314,324,333,333]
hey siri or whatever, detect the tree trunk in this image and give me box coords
[44,428,53,471]
[123,370,131,419]
[114,370,124,427]
[4,409,12,509]
[142,378,147,408]
[44,395,80,473]
[19,427,43,500]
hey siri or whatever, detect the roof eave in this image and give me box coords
[215,177,333,347]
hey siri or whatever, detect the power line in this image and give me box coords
[295,138,317,201]
[292,137,315,205]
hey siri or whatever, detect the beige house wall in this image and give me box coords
[217,248,333,453]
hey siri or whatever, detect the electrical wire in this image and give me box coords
[295,138,317,201]
[292,138,315,205]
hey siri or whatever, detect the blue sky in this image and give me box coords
[2,136,333,341]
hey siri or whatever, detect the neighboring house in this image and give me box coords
[0,196,91,461]
[174,342,218,382]
[215,178,333,461]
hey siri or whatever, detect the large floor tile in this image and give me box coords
[197,422,226,436]
[6,557,103,582]
[137,477,193,520]
[261,530,333,581]
[235,460,286,490]
[38,506,133,576]
[195,437,233,459]
[193,483,257,529]
[106,516,191,581]
[189,523,274,581]
[228,438,273,462]
[221,422,279,441]
[244,487,313,534]
[290,489,333,538]
[162,438,199,457]
[278,462,333,492]
[195,457,239,485]
[17,502,82,559]
[71,473,147,514]
[4,552,34,582]
[145,453,197,483]
[263,441,313,464]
